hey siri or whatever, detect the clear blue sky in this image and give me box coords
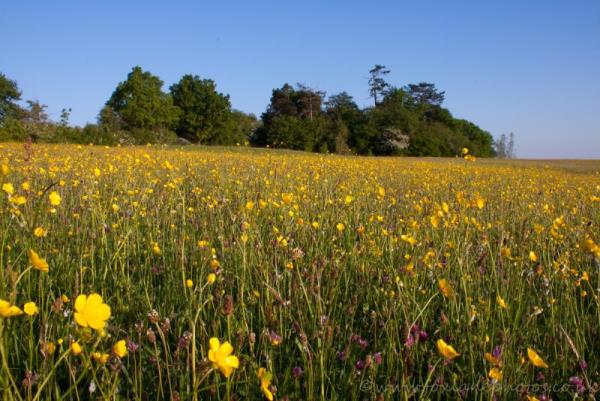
[2,0,599,158]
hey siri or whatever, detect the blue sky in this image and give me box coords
[2,0,599,158]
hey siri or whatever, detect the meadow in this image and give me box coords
[1,142,599,401]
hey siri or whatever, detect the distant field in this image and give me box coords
[1,143,599,400]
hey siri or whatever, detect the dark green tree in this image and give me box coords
[404,82,445,106]
[368,65,390,106]
[104,66,179,133]
[170,74,233,143]
[0,72,23,124]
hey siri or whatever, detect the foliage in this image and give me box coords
[103,66,180,132]
[170,75,233,143]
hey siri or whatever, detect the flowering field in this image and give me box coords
[1,142,599,401]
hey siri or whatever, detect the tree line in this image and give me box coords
[0,66,507,156]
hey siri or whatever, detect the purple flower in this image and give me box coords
[569,376,585,394]
[355,359,365,370]
[373,352,382,365]
[292,366,304,379]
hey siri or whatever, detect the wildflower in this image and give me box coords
[74,293,111,331]
[9,195,26,205]
[71,342,82,356]
[496,295,508,309]
[488,367,503,382]
[93,352,110,364]
[268,330,282,346]
[208,337,239,378]
[246,201,255,210]
[112,340,127,358]
[186,279,194,288]
[345,195,353,205]
[33,227,47,237]
[0,299,23,317]
[257,368,274,400]
[207,273,216,284]
[24,302,38,316]
[151,242,161,255]
[484,348,502,367]
[438,279,453,298]
[2,182,15,195]
[529,251,538,262]
[45,342,56,355]
[476,196,485,209]
[336,223,345,232]
[436,339,459,360]
[462,147,469,155]
[48,191,61,206]
[28,249,49,272]
[527,348,549,368]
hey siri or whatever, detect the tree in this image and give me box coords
[404,82,445,107]
[295,84,325,120]
[495,133,515,158]
[104,66,179,133]
[170,74,232,143]
[0,72,22,124]
[253,84,326,150]
[368,65,390,106]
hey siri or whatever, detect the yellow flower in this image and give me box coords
[336,223,345,232]
[112,340,127,358]
[208,337,239,378]
[436,339,459,360]
[527,348,549,368]
[45,342,56,355]
[0,299,23,318]
[245,201,255,210]
[93,352,110,364]
[500,247,512,259]
[529,251,538,262]
[71,342,82,356]
[438,279,453,298]
[74,293,111,331]
[488,367,503,382]
[476,196,485,209]
[496,295,508,309]
[24,302,38,316]
[484,352,501,367]
[257,367,274,400]
[9,195,26,205]
[151,242,161,255]
[207,273,216,284]
[2,182,14,194]
[28,249,49,272]
[186,279,194,288]
[344,195,353,205]
[48,191,61,206]
[33,227,47,237]
[462,147,469,155]
[526,396,540,401]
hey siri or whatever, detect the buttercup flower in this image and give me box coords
[28,249,49,272]
[0,299,23,317]
[71,342,82,355]
[74,293,111,331]
[48,191,62,206]
[113,340,127,358]
[24,302,38,316]
[527,348,549,368]
[208,337,239,378]
[257,367,274,400]
[436,339,459,360]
